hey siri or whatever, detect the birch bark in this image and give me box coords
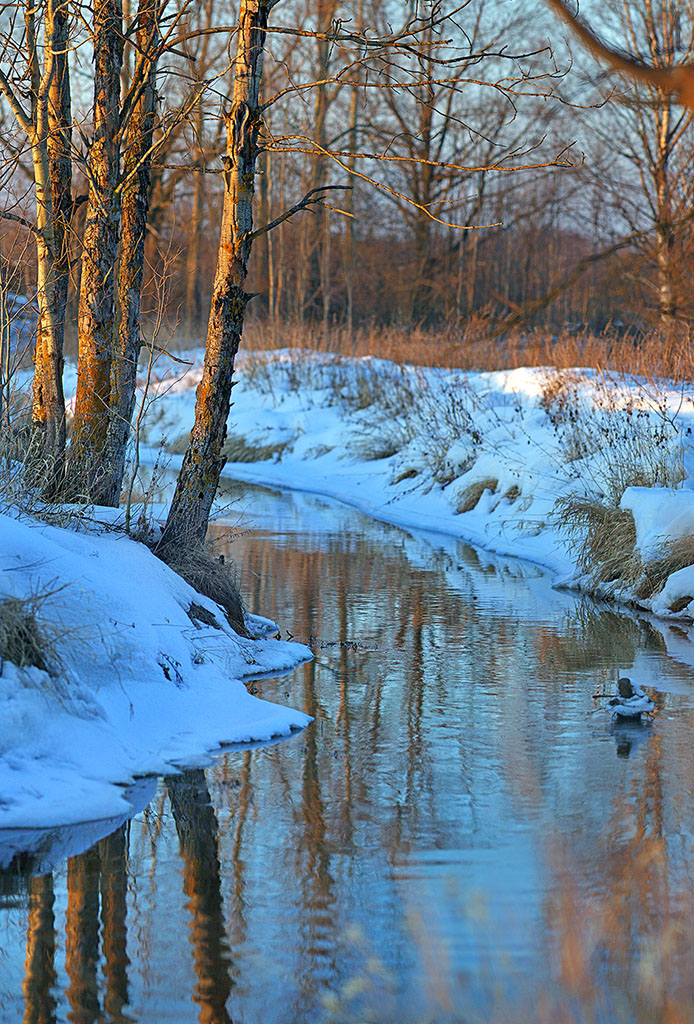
[19,0,69,494]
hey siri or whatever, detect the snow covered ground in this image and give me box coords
[138,349,694,623]
[5,347,694,830]
[0,505,311,830]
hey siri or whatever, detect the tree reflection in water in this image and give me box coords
[166,769,233,1024]
[6,487,694,1021]
[22,873,56,1024]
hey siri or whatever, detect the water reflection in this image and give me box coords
[22,874,56,1024]
[3,481,694,1022]
[166,770,233,1024]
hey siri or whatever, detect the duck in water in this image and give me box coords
[608,677,655,720]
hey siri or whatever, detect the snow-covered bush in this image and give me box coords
[543,372,685,503]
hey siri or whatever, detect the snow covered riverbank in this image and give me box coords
[0,508,311,830]
[141,349,694,624]
[5,348,694,829]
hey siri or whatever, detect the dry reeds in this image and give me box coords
[151,541,248,637]
[636,535,694,600]
[456,477,498,514]
[554,494,640,586]
[229,318,694,381]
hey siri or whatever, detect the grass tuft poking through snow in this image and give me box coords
[457,478,499,514]
[637,537,694,600]
[150,539,248,636]
[0,594,54,674]
[553,495,640,588]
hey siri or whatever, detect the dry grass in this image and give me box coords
[539,369,584,423]
[542,373,686,505]
[166,432,289,463]
[636,536,694,601]
[456,477,498,514]
[353,427,411,462]
[554,495,641,587]
[0,596,52,673]
[230,318,694,380]
[150,540,248,637]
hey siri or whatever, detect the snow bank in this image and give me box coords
[12,350,690,831]
[135,351,694,627]
[0,509,311,828]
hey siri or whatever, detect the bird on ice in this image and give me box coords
[608,677,655,720]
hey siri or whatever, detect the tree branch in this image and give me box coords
[246,184,352,242]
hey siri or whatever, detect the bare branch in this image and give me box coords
[0,67,33,136]
[546,0,694,108]
[246,184,352,242]
[0,209,39,238]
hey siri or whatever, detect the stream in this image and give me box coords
[3,480,694,1022]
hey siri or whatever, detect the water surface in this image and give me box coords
[3,481,694,1022]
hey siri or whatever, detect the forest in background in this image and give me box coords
[2,0,694,548]
[3,0,694,356]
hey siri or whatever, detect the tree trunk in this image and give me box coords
[68,0,123,502]
[185,94,205,338]
[28,0,68,495]
[161,0,276,547]
[101,0,159,507]
[304,0,334,324]
[655,98,677,325]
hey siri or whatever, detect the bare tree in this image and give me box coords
[548,0,694,326]
[162,0,279,546]
[67,0,124,500]
[102,0,162,505]
[0,0,70,491]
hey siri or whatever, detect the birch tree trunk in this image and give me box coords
[26,0,68,495]
[67,0,123,502]
[162,0,278,547]
[101,0,160,506]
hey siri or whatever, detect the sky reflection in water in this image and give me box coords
[3,481,694,1022]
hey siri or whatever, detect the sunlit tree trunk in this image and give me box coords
[162,0,279,547]
[101,0,160,506]
[68,0,123,501]
[24,0,68,495]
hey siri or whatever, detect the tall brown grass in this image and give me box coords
[228,319,694,380]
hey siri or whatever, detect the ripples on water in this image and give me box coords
[3,481,694,1023]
